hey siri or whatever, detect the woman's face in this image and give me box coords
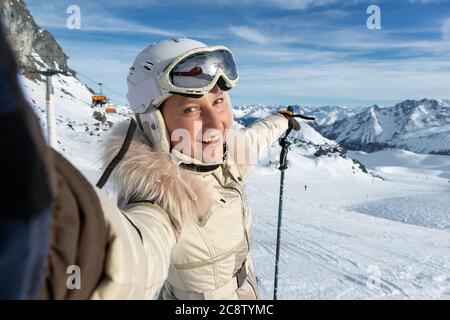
[161,85,231,164]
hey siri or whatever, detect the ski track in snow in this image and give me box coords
[348,193,450,232]
[246,157,450,300]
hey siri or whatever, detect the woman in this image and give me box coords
[91,38,300,300]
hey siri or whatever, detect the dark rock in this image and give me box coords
[93,111,107,123]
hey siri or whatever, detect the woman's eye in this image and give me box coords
[214,98,224,106]
[184,106,198,114]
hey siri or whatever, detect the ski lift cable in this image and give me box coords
[20,62,127,106]
[76,71,129,105]
[22,57,122,97]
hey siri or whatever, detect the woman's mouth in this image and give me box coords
[197,134,222,147]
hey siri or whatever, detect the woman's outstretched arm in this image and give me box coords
[0,24,174,300]
[227,113,290,180]
[92,190,176,299]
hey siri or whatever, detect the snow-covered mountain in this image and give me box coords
[233,104,362,127]
[232,104,379,179]
[300,105,368,127]
[319,99,450,155]
[233,105,338,146]
[235,100,450,156]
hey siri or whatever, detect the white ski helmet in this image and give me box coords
[127,37,236,154]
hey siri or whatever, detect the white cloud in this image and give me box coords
[229,26,271,44]
[226,0,374,10]
[25,0,450,107]
[442,18,450,40]
[270,0,343,10]
[42,13,180,36]
[232,57,450,106]
[409,0,443,3]
[83,16,180,36]
[230,15,450,55]
[26,1,221,39]
[99,0,372,11]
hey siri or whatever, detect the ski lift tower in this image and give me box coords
[24,67,70,150]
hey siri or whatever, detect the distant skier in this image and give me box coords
[304,185,308,191]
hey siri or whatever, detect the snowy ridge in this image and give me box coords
[233,105,338,147]
[319,99,450,155]
[233,104,361,127]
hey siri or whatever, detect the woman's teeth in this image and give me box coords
[202,135,220,143]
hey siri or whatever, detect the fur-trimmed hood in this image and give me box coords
[102,120,216,235]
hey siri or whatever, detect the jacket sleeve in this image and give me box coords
[91,189,176,300]
[0,23,53,300]
[228,113,289,180]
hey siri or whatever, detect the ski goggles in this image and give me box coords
[127,46,239,112]
[160,45,239,96]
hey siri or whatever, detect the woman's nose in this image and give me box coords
[202,106,223,130]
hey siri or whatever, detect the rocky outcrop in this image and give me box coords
[0,0,75,80]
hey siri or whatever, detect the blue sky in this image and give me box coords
[25,0,450,108]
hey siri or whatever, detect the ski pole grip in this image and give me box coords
[278,139,291,171]
[279,148,288,171]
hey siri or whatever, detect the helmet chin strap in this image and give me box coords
[170,143,227,167]
[169,144,228,203]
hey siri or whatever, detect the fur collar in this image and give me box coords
[102,120,216,235]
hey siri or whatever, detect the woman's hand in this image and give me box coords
[277,109,301,131]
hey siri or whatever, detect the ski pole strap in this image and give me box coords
[96,118,137,189]
[293,114,315,121]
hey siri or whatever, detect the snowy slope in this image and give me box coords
[319,99,450,155]
[8,1,450,299]
[20,76,450,299]
[20,74,133,181]
[289,123,336,147]
[229,104,450,299]
[247,148,450,299]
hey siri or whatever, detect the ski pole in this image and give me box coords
[273,106,315,300]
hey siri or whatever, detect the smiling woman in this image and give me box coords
[91,37,300,300]
[1,13,300,298]
[161,84,231,164]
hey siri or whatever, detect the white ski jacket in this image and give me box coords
[91,113,289,300]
